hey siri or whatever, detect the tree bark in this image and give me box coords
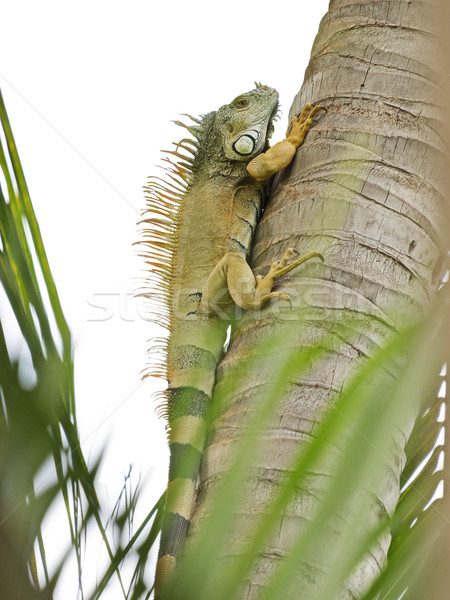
[189,0,448,597]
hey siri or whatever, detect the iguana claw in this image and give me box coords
[265,248,324,281]
[286,104,325,145]
[252,248,323,306]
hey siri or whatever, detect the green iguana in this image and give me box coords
[141,83,322,598]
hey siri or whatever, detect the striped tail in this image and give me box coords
[154,383,212,598]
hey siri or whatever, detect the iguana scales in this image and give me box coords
[141,83,322,598]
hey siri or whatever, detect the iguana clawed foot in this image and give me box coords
[256,248,324,304]
[267,248,324,279]
[286,104,325,147]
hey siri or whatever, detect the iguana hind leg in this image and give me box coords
[201,249,323,313]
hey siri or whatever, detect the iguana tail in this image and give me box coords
[154,383,210,597]
[154,322,225,597]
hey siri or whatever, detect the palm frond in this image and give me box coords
[0,89,163,599]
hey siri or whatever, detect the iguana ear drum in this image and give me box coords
[233,133,257,156]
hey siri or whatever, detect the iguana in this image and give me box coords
[141,83,322,598]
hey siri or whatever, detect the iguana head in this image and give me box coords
[177,84,280,179]
[174,83,279,184]
[218,83,279,162]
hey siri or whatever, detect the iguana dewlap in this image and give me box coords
[141,84,322,599]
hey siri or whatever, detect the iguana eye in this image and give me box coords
[234,97,249,109]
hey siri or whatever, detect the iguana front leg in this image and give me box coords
[247,103,323,182]
[201,249,323,313]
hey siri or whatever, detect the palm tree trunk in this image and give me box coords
[188,0,448,597]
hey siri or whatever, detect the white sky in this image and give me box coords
[1,1,330,597]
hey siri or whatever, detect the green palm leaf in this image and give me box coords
[0,89,163,599]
